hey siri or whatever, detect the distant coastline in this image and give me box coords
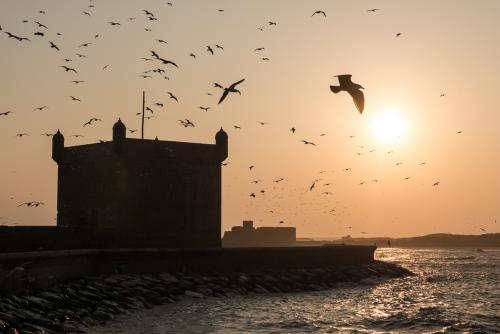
[296,233,500,248]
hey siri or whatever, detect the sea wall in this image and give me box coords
[0,260,412,334]
[0,245,375,294]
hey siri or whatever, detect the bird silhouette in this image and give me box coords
[249,165,254,170]
[330,75,365,114]
[75,53,86,58]
[49,41,59,50]
[5,32,30,42]
[70,96,81,102]
[41,133,54,137]
[367,9,380,12]
[167,92,178,102]
[178,119,194,127]
[233,125,241,129]
[79,42,92,47]
[312,10,326,17]
[433,181,440,186]
[257,121,268,126]
[396,33,402,37]
[199,106,210,111]
[254,47,265,51]
[83,118,102,126]
[83,11,91,16]
[290,127,296,133]
[150,50,178,67]
[33,106,48,111]
[207,46,214,55]
[0,111,13,116]
[128,129,138,133]
[72,80,84,84]
[102,64,110,70]
[59,66,77,73]
[269,21,277,25]
[301,140,316,146]
[215,44,224,50]
[108,21,120,26]
[216,79,245,104]
[71,134,84,138]
[16,133,30,137]
[34,32,44,37]
[189,53,196,58]
[250,193,256,198]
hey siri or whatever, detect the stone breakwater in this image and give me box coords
[0,261,412,334]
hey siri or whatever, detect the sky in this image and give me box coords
[1,0,499,238]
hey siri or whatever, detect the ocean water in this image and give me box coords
[88,248,500,334]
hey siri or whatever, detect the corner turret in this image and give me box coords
[215,127,228,161]
[113,118,126,154]
[52,130,64,163]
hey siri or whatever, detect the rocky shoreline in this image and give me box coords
[0,261,412,334]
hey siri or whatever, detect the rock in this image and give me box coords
[185,290,204,298]
[0,312,18,326]
[0,319,8,331]
[92,310,113,322]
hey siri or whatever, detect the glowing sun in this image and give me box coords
[371,108,407,143]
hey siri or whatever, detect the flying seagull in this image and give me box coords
[312,10,326,17]
[150,50,178,67]
[216,79,245,104]
[59,66,77,73]
[83,118,102,126]
[330,74,365,114]
[167,92,178,102]
[49,41,59,50]
[5,32,30,42]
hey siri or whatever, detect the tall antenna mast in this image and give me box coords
[141,91,145,139]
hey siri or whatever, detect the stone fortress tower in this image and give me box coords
[51,119,228,248]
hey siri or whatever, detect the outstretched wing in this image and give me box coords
[348,89,364,114]
[165,60,178,67]
[218,90,230,104]
[337,74,352,86]
[230,78,245,89]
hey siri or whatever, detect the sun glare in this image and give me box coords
[371,108,407,144]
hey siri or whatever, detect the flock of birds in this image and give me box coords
[0,2,494,235]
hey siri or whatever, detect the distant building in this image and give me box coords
[51,119,228,248]
[222,220,296,247]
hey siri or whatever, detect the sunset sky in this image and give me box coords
[1,0,499,238]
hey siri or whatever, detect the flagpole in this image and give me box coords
[141,91,145,139]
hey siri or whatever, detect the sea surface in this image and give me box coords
[88,248,500,334]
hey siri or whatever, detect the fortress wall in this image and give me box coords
[0,245,375,294]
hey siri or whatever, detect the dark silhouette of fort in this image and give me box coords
[0,119,228,251]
